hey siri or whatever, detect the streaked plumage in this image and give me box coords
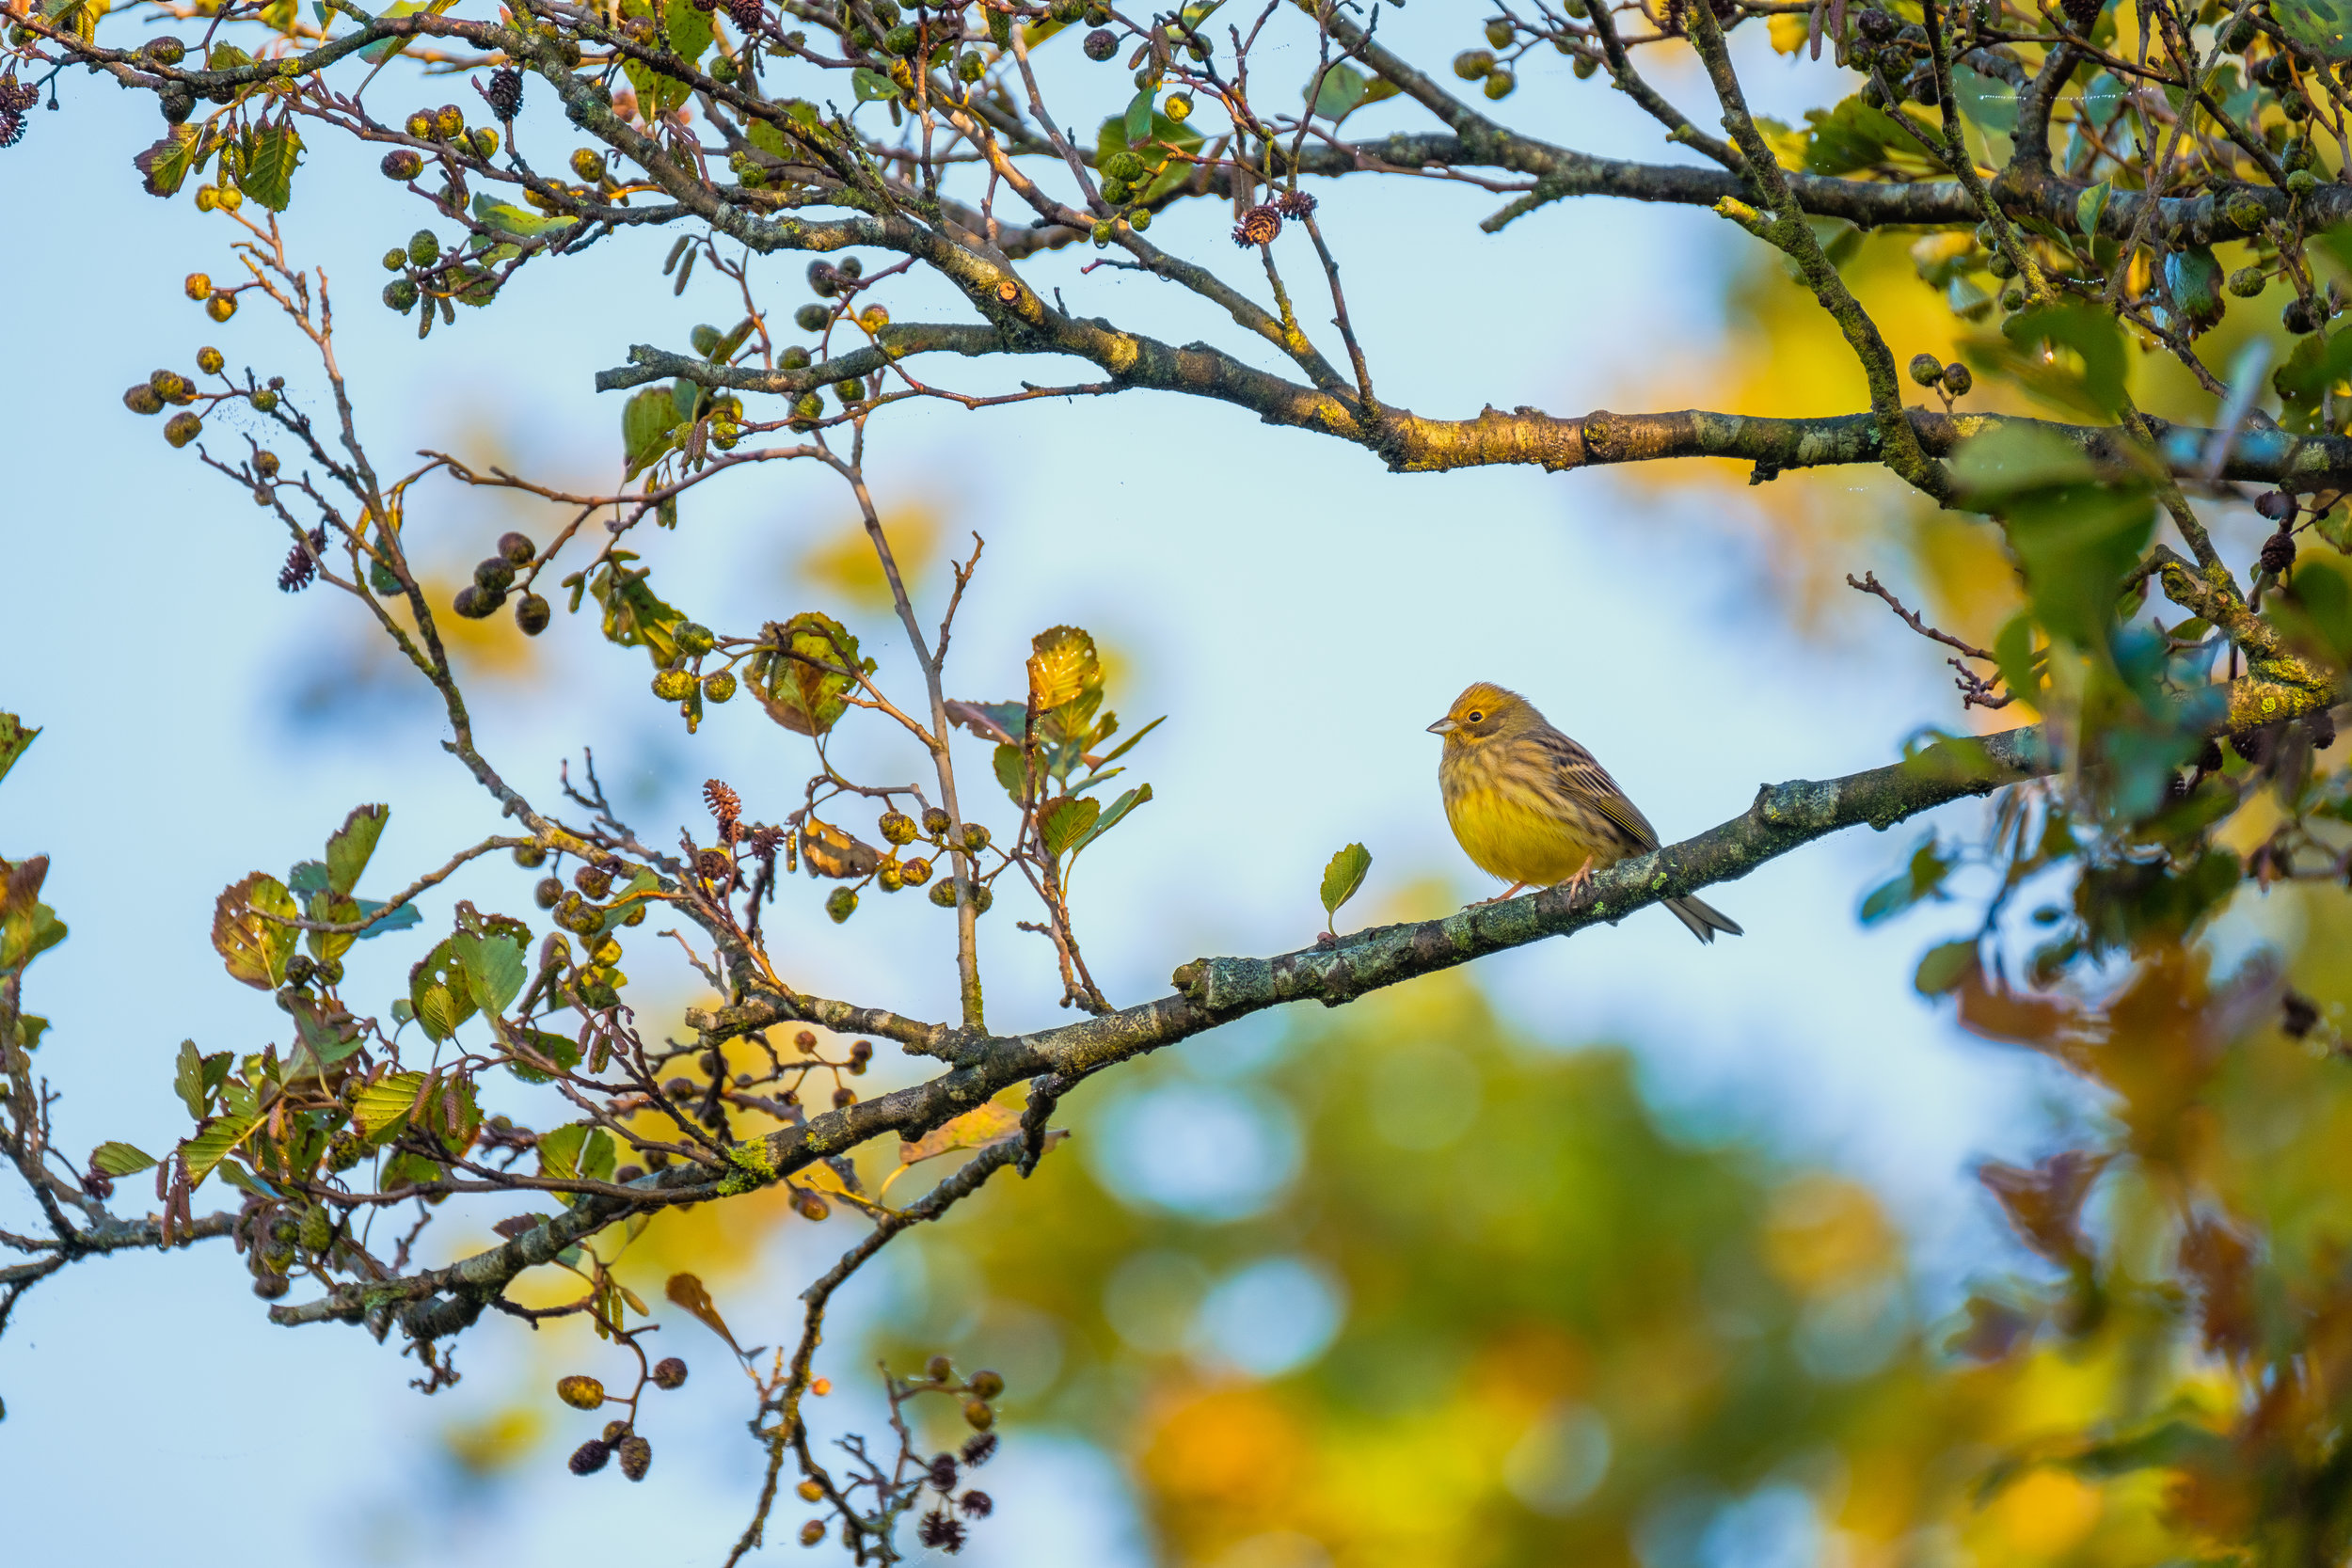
[1428,682,1742,944]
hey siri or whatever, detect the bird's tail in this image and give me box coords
[1665,895,1743,944]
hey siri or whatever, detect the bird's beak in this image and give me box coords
[1426,717,1458,736]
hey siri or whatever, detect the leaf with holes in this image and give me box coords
[749,612,870,736]
[213,872,298,990]
[0,712,35,785]
[2279,0,2352,58]
[174,1040,230,1120]
[408,938,480,1043]
[325,803,389,895]
[452,928,527,1019]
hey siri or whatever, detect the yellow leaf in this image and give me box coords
[1027,625,1102,712]
[899,1101,1024,1165]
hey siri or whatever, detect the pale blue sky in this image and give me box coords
[2,10,2083,1562]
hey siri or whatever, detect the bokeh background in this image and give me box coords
[1,8,2302,1563]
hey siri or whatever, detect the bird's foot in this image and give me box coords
[1469,882,1529,907]
[1561,863,1596,902]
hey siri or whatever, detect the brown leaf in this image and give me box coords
[1978,1150,2108,1265]
[2181,1217,2258,1359]
[945,700,1019,746]
[666,1272,742,1353]
[800,818,881,879]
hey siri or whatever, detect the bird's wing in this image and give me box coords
[1531,725,1661,851]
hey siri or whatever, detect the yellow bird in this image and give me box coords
[1429,682,1742,944]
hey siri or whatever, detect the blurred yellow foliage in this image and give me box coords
[796,500,943,610]
[1763,1173,1898,1293]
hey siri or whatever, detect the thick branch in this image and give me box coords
[596,347,2352,488]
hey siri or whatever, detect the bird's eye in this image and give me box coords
[1467,710,1485,723]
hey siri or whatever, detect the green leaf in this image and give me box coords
[1860,836,1953,925]
[452,928,527,1018]
[747,119,792,160]
[2074,180,2110,240]
[538,1122,617,1187]
[623,387,686,479]
[1319,842,1372,928]
[352,895,422,936]
[1951,65,2017,135]
[285,990,365,1069]
[325,802,389,895]
[587,554,688,664]
[993,742,1026,803]
[471,193,578,238]
[304,889,360,964]
[2277,0,2352,59]
[1124,87,1156,146]
[1091,713,1165,770]
[90,1141,158,1178]
[1800,94,1942,178]
[1039,794,1101,861]
[354,1069,429,1143]
[0,856,66,973]
[240,121,304,212]
[1967,303,2127,420]
[505,1025,584,1084]
[133,128,207,198]
[1095,106,1206,202]
[1952,423,2154,650]
[1307,61,1370,121]
[852,65,899,101]
[2164,246,2226,333]
[747,612,871,736]
[0,713,36,786]
[1071,782,1152,856]
[408,938,481,1042]
[666,0,712,62]
[173,1040,230,1120]
[181,1112,262,1189]
[358,0,456,63]
[1914,939,1980,996]
[212,872,298,990]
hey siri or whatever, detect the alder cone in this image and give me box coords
[2059,0,2102,35]
[485,66,523,120]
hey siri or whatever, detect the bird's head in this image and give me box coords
[1426,683,1531,749]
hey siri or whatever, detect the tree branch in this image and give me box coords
[266,720,2203,1343]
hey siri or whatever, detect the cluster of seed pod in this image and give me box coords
[817,806,992,925]
[451,530,548,633]
[559,1357,690,1482]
